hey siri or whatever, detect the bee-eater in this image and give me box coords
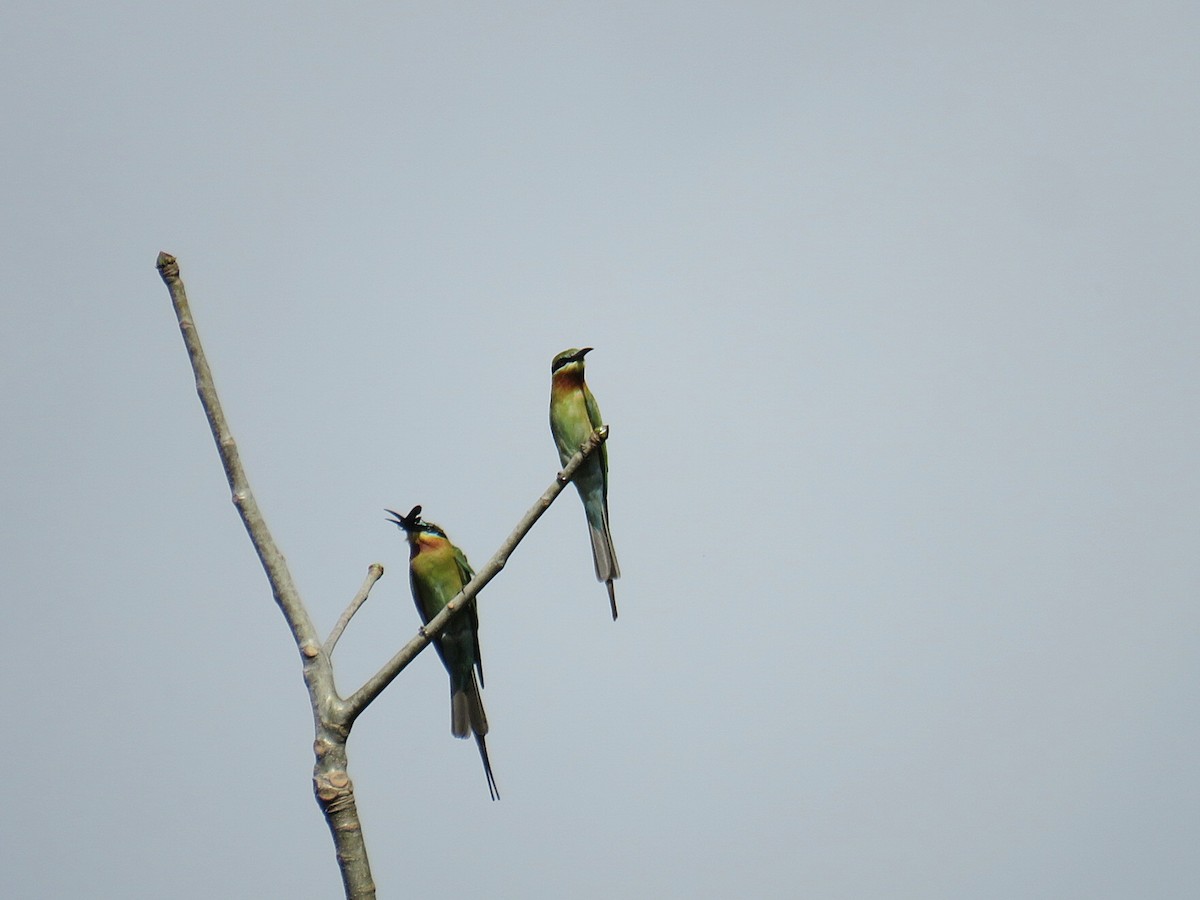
[385,505,499,801]
[549,347,620,620]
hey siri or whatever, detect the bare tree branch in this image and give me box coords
[325,564,385,657]
[157,251,609,899]
[157,252,375,900]
[157,252,319,651]
[340,426,609,726]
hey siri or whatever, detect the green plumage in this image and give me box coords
[549,347,620,619]
[387,506,499,801]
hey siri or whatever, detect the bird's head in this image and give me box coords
[386,505,449,550]
[551,346,592,375]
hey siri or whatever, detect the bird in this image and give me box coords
[549,347,620,620]
[385,505,499,801]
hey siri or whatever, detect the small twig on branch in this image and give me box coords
[326,564,385,656]
[340,426,609,725]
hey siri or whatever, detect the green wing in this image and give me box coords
[454,545,486,688]
[453,545,475,586]
[582,382,609,472]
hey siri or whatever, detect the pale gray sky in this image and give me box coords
[3,3,1198,898]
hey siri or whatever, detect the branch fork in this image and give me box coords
[156,251,606,900]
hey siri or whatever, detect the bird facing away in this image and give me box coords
[549,347,620,620]
[385,505,499,801]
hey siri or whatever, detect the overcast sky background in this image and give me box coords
[3,3,1198,898]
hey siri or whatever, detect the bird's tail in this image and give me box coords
[450,673,489,738]
[475,733,500,801]
[451,676,499,800]
[585,497,620,620]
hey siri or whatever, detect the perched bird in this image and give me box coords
[385,505,499,801]
[549,347,620,620]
